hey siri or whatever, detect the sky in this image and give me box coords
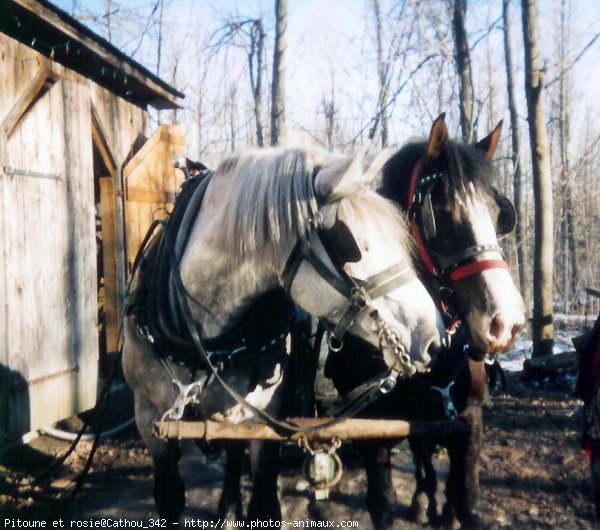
[50,0,600,158]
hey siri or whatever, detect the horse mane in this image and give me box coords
[207,147,323,262]
[205,146,414,267]
[380,139,499,208]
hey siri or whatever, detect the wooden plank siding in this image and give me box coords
[0,25,182,445]
[1,79,98,438]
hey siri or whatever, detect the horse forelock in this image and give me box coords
[336,190,415,261]
[382,139,499,214]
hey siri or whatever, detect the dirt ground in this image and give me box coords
[0,371,596,529]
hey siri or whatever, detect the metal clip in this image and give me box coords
[139,325,155,344]
[379,370,399,394]
[168,379,203,421]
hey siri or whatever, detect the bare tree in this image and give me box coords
[207,18,268,147]
[248,20,266,146]
[452,0,474,142]
[321,69,338,151]
[270,0,287,145]
[503,0,531,306]
[557,0,578,312]
[522,0,554,357]
[369,0,390,147]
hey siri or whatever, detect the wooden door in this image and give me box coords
[0,78,98,443]
[122,124,186,273]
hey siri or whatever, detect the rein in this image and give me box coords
[407,158,509,293]
[157,220,400,435]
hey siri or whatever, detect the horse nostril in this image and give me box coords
[489,313,506,341]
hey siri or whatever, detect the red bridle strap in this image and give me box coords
[447,259,509,283]
[407,158,510,284]
[407,160,437,276]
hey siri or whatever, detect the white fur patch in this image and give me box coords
[211,363,284,424]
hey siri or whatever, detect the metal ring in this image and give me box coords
[327,333,344,352]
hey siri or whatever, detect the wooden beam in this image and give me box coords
[126,186,176,204]
[155,418,413,442]
[1,58,53,137]
[91,104,116,172]
[99,177,119,353]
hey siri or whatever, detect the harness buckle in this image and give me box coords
[350,286,369,309]
[309,211,324,229]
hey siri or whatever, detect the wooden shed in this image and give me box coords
[0,0,187,446]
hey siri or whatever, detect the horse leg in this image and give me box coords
[409,439,438,525]
[443,359,485,529]
[218,443,245,521]
[247,440,282,521]
[356,440,396,529]
[134,396,185,524]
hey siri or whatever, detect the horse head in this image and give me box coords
[381,114,526,355]
[286,147,445,374]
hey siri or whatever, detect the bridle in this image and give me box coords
[407,159,509,318]
[282,208,421,379]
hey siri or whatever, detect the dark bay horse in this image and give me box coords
[326,115,526,528]
[122,146,446,523]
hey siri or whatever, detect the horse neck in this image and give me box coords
[179,244,284,340]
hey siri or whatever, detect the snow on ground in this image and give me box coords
[498,313,598,372]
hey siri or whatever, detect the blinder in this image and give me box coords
[420,192,437,241]
[282,211,420,378]
[319,220,362,264]
[496,195,516,235]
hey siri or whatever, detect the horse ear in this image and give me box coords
[426,113,449,160]
[476,120,503,159]
[363,146,397,183]
[314,144,370,199]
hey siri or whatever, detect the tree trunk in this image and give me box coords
[452,0,474,142]
[521,0,554,357]
[502,0,531,307]
[248,20,265,147]
[558,0,577,312]
[369,0,389,147]
[270,0,287,146]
